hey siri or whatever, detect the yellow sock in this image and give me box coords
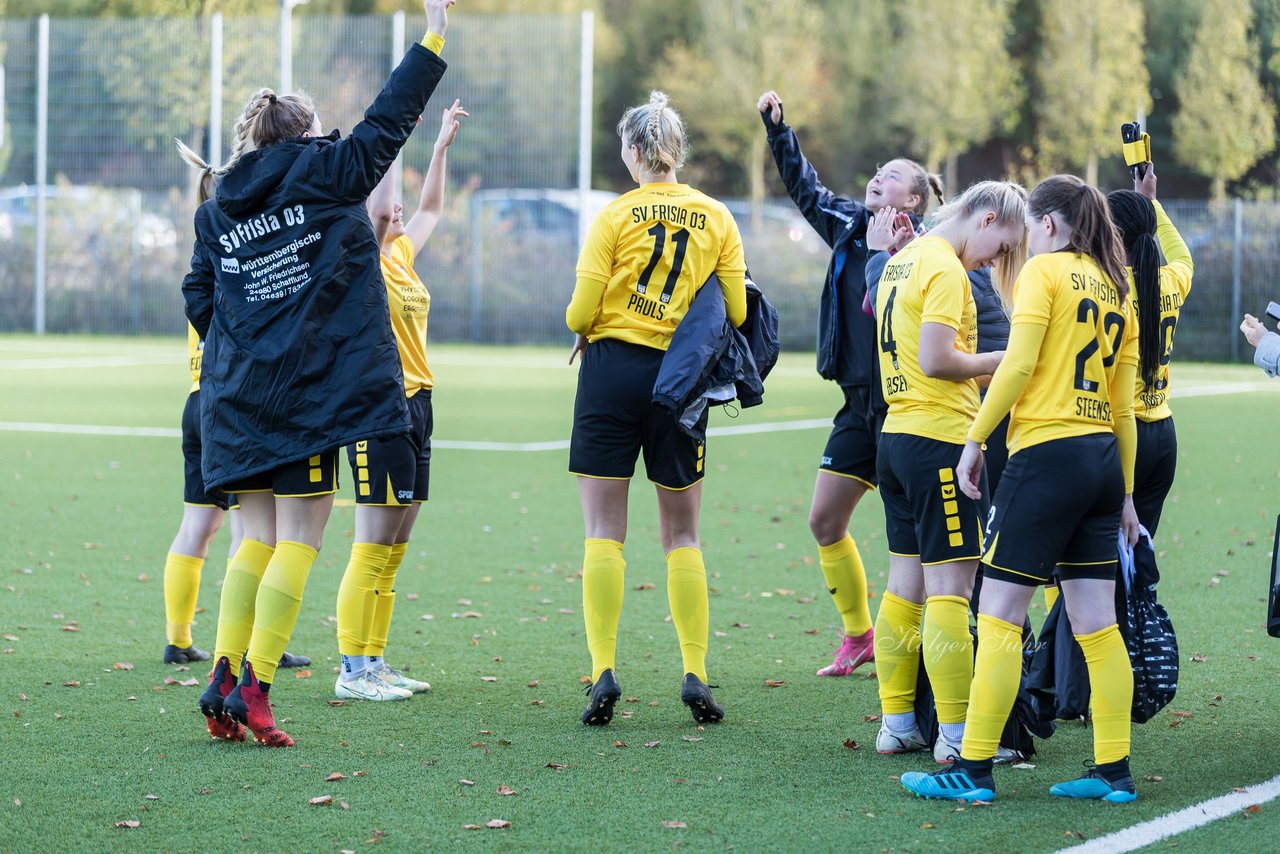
[582,538,625,682]
[1077,624,1133,763]
[960,614,1023,761]
[818,535,873,636]
[246,541,318,685]
[213,539,274,666]
[163,552,204,647]
[667,547,710,682]
[874,592,923,714]
[366,542,407,657]
[1044,583,1060,612]
[336,542,392,656]
[922,595,973,724]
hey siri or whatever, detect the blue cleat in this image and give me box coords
[1050,758,1138,803]
[901,757,996,802]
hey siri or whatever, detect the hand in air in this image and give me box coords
[867,207,915,253]
[1135,162,1157,200]
[425,0,455,36]
[756,90,783,125]
[436,99,468,149]
[956,440,985,501]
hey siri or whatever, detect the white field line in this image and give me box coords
[0,380,1271,448]
[1053,774,1280,854]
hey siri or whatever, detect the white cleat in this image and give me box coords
[934,731,1027,765]
[334,673,412,701]
[369,661,431,694]
[876,722,928,754]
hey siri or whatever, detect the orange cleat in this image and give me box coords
[222,661,294,747]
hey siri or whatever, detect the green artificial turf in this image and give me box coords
[0,336,1278,852]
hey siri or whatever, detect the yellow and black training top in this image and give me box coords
[380,234,434,397]
[875,235,980,443]
[567,183,747,350]
[971,252,1139,460]
[1132,199,1193,422]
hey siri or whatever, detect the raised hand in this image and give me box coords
[756,90,783,125]
[425,0,455,37]
[436,99,468,149]
[1135,162,1157,200]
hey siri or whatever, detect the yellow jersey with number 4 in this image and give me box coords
[574,183,746,350]
[875,236,980,443]
[380,234,434,397]
[1006,252,1139,454]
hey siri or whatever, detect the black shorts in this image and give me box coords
[222,449,341,498]
[569,338,706,491]
[877,432,987,565]
[1133,416,1177,538]
[981,433,1123,586]
[349,391,433,505]
[820,384,880,487]
[181,390,228,510]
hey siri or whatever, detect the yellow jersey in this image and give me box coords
[380,234,434,397]
[1132,200,1193,422]
[573,183,746,350]
[187,323,202,393]
[875,236,980,443]
[1003,252,1139,454]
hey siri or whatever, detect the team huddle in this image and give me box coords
[158,0,1193,808]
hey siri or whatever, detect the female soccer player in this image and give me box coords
[757,90,944,677]
[869,182,1025,762]
[902,175,1141,803]
[568,91,746,726]
[161,157,308,679]
[185,0,454,747]
[1107,162,1193,537]
[334,99,467,702]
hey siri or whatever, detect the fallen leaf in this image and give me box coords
[143,795,159,801]
[1234,788,1248,793]
[14,799,21,806]
[53,712,63,720]
[339,802,350,810]
[462,824,482,830]
[662,821,687,829]
[843,738,859,750]
[579,675,592,684]
[545,763,568,770]
[326,700,346,707]
[1169,711,1195,718]
[405,593,419,601]
[294,669,312,679]
[496,785,517,796]
[17,693,26,701]
[479,730,493,735]
[61,626,79,633]
[529,700,545,706]
[634,582,656,590]
[163,677,179,685]
[480,676,498,682]
[864,714,880,722]
[681,735,703,742]
[113,662,133,671]
[1011,762,1036,770]
[114,820,140,829]
[1144,775,1163,782]
[136,574,148,583]
[764,679,785,688]
[624,697,639,703]
[804,629,820,635]
[456,611,482,619]
[1191,654,1207,663]
[921,822,936,829]
[613,741,627,748]
[179,678,199,687]
[732,622,750,629]
[458,779,475,786]
[353,771,367,777]
[1245,804,1263,815]
[527,681,539,688]
[324,773,346,782]
[308,795,332,806]
[197,789,211,795]
[63,681,80,688]
[485,819,511,829]
[2,634,17,641]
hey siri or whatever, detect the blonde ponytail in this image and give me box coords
[617,90,687,176]
[174,138,216,204]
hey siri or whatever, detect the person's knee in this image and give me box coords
[808,507,846,545]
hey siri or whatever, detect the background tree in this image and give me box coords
[1036,0,1150,186]
[1174,0,1276,201]
[883,0,1020,192]
[656,0,828,224]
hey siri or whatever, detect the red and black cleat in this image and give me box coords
[223,661,294,747]
[198,656,246,742]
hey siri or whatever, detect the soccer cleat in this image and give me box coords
[933,733,1026,765]
[876,721,928,754]
[1050,758,1138,803]
[581,668,622,726]
[816,628,875,676]
[334,673,412,702]
[223,661,294,747]
[680,673,725,724]
[197,655,245,742]
[165,643,211,665]
[277,651,310,668]
[901,757,996,802]
[368,661,431,694]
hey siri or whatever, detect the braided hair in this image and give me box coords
[1107,190,1162,389]
[616,90,687,176]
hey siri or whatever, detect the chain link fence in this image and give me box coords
[0,14,1272,363]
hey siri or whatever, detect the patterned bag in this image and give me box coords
[1118,529,1179,723]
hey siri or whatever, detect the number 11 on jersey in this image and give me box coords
[636,223,690,304]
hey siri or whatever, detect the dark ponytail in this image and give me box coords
[1027,175,1129,304]
[1107,190,1161,389]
